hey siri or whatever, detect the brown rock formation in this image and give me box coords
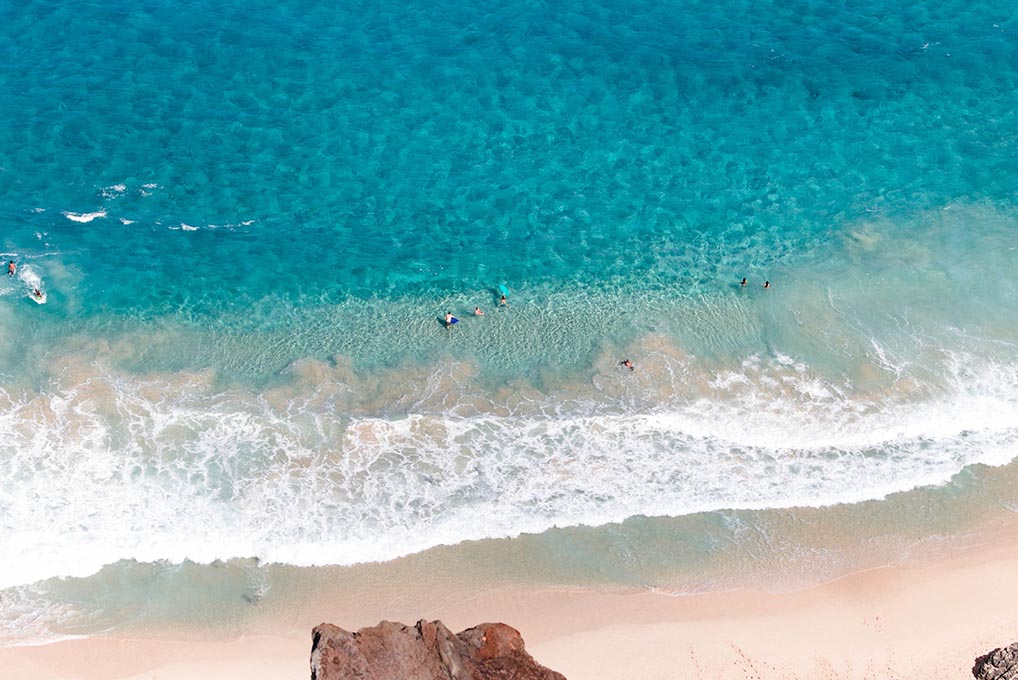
[974,641,1018,680]
[310,619,567,680]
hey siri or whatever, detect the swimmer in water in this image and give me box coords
[620,359,634,371]
[499,294,508,306]
[474,307,484,316]
[32,288,42,298]
[763,280,770,289]
[7,261,15,278]
[740,277,747,286]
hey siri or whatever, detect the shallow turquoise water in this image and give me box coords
[2,0,1018,643]
[3,0,1017,320]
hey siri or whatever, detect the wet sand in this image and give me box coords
[3,518,1017,680]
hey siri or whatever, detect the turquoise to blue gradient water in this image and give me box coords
[3,0,1016,317]
[3,0,1018,643]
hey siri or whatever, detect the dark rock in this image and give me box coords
[310,619,567,680]
[974,641,1018,680]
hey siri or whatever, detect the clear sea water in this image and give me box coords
[3,0,1018,644]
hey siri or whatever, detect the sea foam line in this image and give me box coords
[1,350,1017,591]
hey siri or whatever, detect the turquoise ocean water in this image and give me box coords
[3,0,1018,644]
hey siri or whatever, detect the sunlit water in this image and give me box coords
[2,0,1017,644]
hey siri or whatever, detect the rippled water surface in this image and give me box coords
[2,0,1017,643]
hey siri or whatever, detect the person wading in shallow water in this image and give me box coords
[620,359,634,371]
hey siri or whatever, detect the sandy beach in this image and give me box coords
[4,520,1016,680]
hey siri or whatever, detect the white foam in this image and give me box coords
[180,220,253,231]
[100,184,126,199]
[14,264,45,303]
[171,220,253,231]
[0,349,1016,592]
[62,210,106,223]
[0,584,90,647]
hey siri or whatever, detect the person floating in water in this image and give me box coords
[620,359,634,371]
[740,277,747,286]
[763,280,771,289]
[499,294,508,306]
[474,307,484,316]
[7,261,15,278]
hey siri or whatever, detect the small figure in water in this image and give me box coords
[445,311,455,329]
[620,359,634,372]
[32,288,42,299]
[763,280,771,289]
[499,294,508,306]
[474,307,484,316]
[740,277,747,286]
[7,261,15,278]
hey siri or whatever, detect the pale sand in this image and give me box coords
[3,533,1017,680]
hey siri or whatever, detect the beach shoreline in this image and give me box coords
[5,0,1018,678]
[4,519,1017,680]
